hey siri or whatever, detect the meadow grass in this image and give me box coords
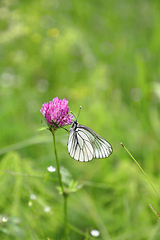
[0,0,160,239]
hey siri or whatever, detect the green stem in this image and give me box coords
[120,142,160,199]
[64,194,68,237]
[52,134,68,239]
[53,134,64,193]
[149,204,160,219]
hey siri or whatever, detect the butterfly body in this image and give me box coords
[67,120,113,162]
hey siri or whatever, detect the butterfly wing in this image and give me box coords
[67,126,94,162]
[67,123,113,162]
[78,125,113,159]
[79,125,113,159]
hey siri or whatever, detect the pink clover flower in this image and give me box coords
[40,97,73,129]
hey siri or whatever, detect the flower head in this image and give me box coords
[40,97,73,131]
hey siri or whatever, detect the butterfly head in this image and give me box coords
[71,120,78,131]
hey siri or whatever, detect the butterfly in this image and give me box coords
[67,108,113,162]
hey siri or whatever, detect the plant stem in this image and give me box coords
[53,134,64,193]
[120,142,160,199]
[149,204,160,219]
[52,133,68,239]
[64,193,68,237]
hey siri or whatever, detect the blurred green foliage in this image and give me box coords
[1,0,160,239]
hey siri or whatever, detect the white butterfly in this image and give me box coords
[67,111,113,162]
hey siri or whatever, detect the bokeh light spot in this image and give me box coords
[42,0,59,9]
[12,75,23,88]
[130,88,142,101]
[59,0,72,11]
[69,60,82,73]
[37,79,49,92]
[89,15,105,30]
[135,47,150,62]
[69,42,83,57]
[40,15,54,29]
[1,67,15,87]
[0,67,23,88]
[83,53,97,69]
[47,28,59,38]
[27,100,39,113]
[22,25,31,35]
[13,50,27,63]
[0,7,10,19]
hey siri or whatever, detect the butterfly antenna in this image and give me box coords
[70,106,82,121]
[77,106,81,120]
[70,111,76,120]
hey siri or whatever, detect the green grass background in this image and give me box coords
[0,0,160,239]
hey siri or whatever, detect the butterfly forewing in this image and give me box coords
[67,127,94,162]
[67,121,113,162]
[77,129,94,161]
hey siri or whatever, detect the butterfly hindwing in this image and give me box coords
[78,125,113,159]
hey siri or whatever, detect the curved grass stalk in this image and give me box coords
[120,142,160,199]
